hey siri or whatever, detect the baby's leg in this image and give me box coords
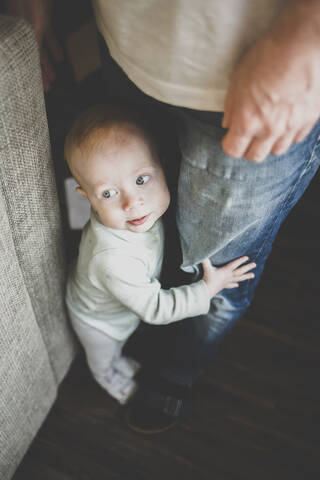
[69,313,137,404]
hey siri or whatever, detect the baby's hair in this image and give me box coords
[64,103,162,167]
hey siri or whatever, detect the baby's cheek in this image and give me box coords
[97,208,112,227]
[162,188,171,211]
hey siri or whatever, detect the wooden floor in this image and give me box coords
[13,126,320,479]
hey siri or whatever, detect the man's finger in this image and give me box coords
[243,136,276,163]
[271,131,296,156]
[221,112,229,129]
[222,111,229,129]
[293,123,314,144]
[222,93,232,128]
[221,131,252,159]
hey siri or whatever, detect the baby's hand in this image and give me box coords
[202,256,256,298]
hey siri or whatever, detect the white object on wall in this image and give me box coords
[64,177,91,230]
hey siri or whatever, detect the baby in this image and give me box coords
[65,104,255,404]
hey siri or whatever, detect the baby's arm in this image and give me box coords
[201,256,256,298]
[95,253,255,326]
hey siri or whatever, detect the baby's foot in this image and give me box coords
[99,369,138,405]
[114,356,141,378]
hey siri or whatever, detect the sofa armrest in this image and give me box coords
[0,15,76,479]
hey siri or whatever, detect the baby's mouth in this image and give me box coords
[128,214,149,226]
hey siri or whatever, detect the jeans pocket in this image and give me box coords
[177,109,282,182]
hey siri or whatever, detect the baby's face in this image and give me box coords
[75,133,170,233]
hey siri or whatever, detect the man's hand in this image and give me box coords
[221,0,320,163]
[7,0,63,91]
[202,256,256,299]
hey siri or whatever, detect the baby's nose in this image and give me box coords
[123,194,144,211]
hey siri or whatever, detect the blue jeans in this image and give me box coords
[160,109,320,390]
[98,36,320,414]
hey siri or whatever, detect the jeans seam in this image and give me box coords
[254,134,320,267]
[307,132,320,167]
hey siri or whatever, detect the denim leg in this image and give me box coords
[159,111,320,388]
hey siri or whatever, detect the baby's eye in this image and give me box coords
[103,189,117,199]
[136,175,150,185]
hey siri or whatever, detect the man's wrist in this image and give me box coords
[270,0,320,50]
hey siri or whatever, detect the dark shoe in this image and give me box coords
[125,401,178,434]
[125,378,192,434]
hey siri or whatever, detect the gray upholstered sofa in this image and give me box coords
[0,15,77,479]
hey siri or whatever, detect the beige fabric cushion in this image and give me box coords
[0,15,76,479]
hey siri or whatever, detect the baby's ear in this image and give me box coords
[75,186,88,200]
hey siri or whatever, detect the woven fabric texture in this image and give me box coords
[0,15,76,479]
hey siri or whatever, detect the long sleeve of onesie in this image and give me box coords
[92,252,210,326]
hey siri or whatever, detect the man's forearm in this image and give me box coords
[269,0,320,52]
